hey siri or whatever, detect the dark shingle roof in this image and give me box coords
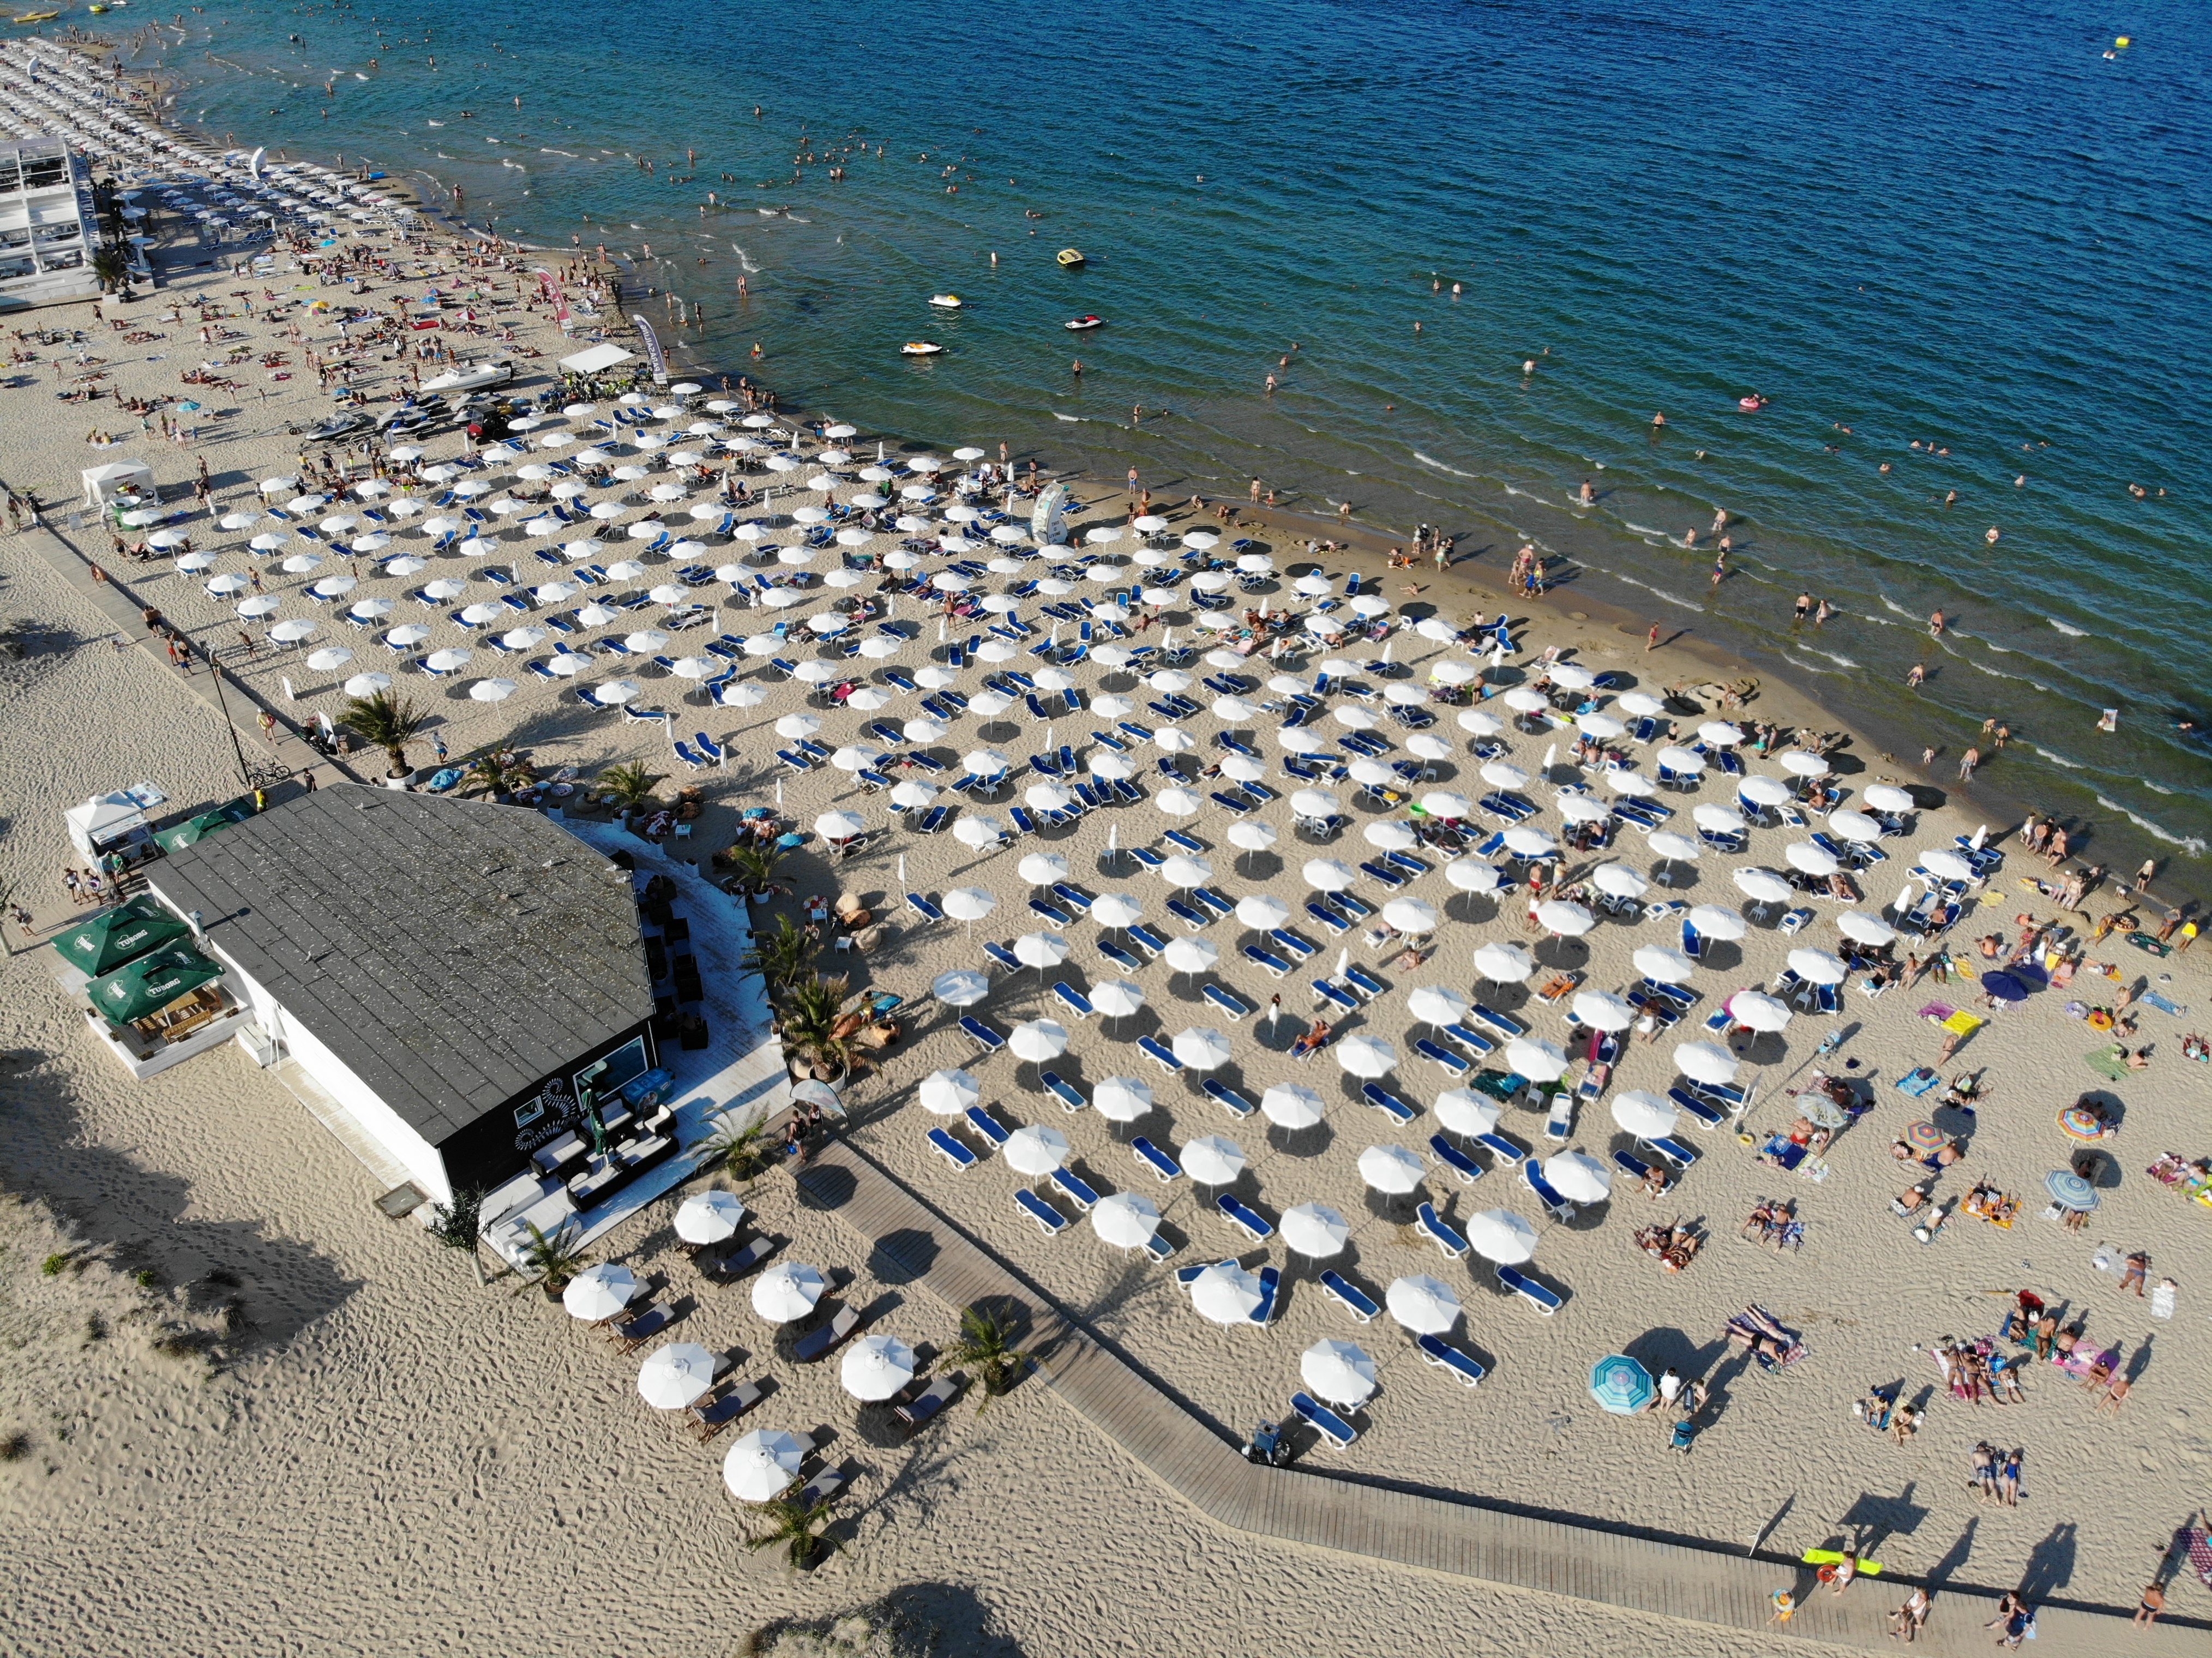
[150,785,653,1143]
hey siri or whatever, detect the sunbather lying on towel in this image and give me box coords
[1634,1220,1703,1272]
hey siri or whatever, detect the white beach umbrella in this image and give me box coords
[468,678,518,704]
[1385,1275,1461,1334]
[1262,1084,1327,1130]
[1301,1339,1378,1408]
[1693,803,1747,833]
[1611,1091,1680,1138]
[918,1068,982,1112]
[560,1263,636,1321]
[675,1191,748,1245]
[1159,854,1214,888]
[1687,904,1748,941]
[1003,1124,1072,1176]
[1738,775,1793,808]
[1590,864,1649,900]
[1090,980,1145,1019]
[1474,941,1534,983]
[1571,990,1635,1031]
[1092,1077,1155,1122]
[637,1343,719,1409]
[1235,893,1292,930]
[1734,868,1794,904]
[1730,991,1794,1032]
[1788,947,1849,984]
[1190,1261,1265,1325]
[722,1430,806,1502]
[1302,858,1356,892]
[1180,1135,1247,1186]
[1920,849,1974,882]
[1837,911,1898,946]
[1092,1192,1162,1250]
[344,672,393,697]
[1502,826,1558,858]
[1534,899,1595,936]
[1604,770,1658,797]
[1785,842,1842,878]
[1013,932,1072,970]
[1359,1144,1425,1194]
[1337,1035,1399,1079]
[1544,1151,1613,1204]
[1447,860,1503,896]
[1864,784,1916,814]
[1781,750,1830,778]
[1435,1089,1501,1137]
[1282,1203,1351,1258]
[1674,1041,1739,1087]
[1458,708,1505,737]
[1465,1210,1538,1264]
[840,1333,917,1402]
[942,888,998,924]
[750,1261,827,1323]
[1228,821,1280,854]
[1505,1037,1569,1082]
[269,620,318,644]
[1407,985,1471,1028]
[305,647,353,672]
[1162,937,1219,976]
[1170,1027,1234,1071]
[1090,893,1144,929]
[1008,1020,1071,1065]
[1828,810,1883,844]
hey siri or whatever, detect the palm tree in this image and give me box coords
[90,243,131,295]
[705,1116,776,1184]
[511,1219,590,1297]
[341,689,429,778]
[465,747,537,800]
[778,974,858,1082]
[596,760,663,816]
[947,1303,1033,1410]
[743,1492,842,1571]
[717,841,789,896]
[743,913,814,992]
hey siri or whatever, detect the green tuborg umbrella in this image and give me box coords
[86,945,224,1026]
[151,802,255,853]
[49,897,190,976]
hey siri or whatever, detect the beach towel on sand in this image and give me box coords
[1895,1068,1942,1097]
[2082,1047,2133,1083]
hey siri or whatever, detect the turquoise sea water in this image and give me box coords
[73,0,2212,869]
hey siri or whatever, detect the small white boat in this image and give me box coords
[901,341,944,356]
[928,293,963,309]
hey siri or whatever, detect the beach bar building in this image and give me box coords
[0,136,100,310]
[141,785,662,1208]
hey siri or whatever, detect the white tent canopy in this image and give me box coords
[81,459,157,507]
[558,342,639,375]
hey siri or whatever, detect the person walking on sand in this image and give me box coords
[1930,608,1947,637]
[1890,1585,1931,1643]
[1647,622,1661,652]
[2135,1581,2165,1626]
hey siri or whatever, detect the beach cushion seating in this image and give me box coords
[1089,728,1128,752]
[928,1127,979,1172]
[964,1106,1011,1147]
[1520,1160,1578,1221]
[1040,1071,1086,1113]
[1203,983,1252,1022]
[1131,1137,1181,1182]
[1127,924,1170,957]
[794,1306,863,1364]
[1642,1133,1699,1169]
[1015,1188,1071,1236]
[1312,978,1360,1013]
[711,1236,780,1282]
[905,892,945,922]
[1165,898,1209,931]
[1292,1389,1364,1458]
[1049,1168,1101,1211]
[794,1464,846,1508]
[1051,982,1094,1020]
[1137,1035,1184,1074]
[1497,1263,1562,1315]
[1543,1093,1574,1143]
[687,1380,765,1443]
[1305,903,1352,936]
[1429,1135,1485,1185]
[1474,1131,1525,1167]
[1444,1023,1496,1058]
[1614,1149,1656,1185]
[959,1016,1006,1053]
[1416,1333,1487,1388]
[1666,1088,1725,1129]
[1029,899,1073,930]
[915,806,952,834]
[1249,1265,1281,1326]
[1319,1270,1380,1323]
[983,940,1023,972]
[1359,860,1408,889]
[1470,1002,1528,1040]
[1202,1079,1257,1119]
[1362,1084,1418,1126]
[1269,928,1317,960]
[1141,1233,1175,1262]
[1126,845,1167,870]
[1415,1038,1471,1076]
[1050,882,1094,914]
[1416,1202,1470,1260]
[604,1303,674,1354]
[1218,1193,1275,1243]
[1111,777,1144,804]
[894,1374,961,1432]
[1097,939,1145,973]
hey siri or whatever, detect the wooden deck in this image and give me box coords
[798,1145,2190,1655]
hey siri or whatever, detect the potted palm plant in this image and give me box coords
[512,1219,590,1300]
[947,1303,1033,1411]
[743,1492,843,1571]
[595,760,662,824]
[777,975,861,1084]
[341,689,430,784]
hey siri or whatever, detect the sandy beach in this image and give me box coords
[3,53,2210,1657]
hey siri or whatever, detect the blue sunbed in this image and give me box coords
[1415,1332,1487,1387]
[1318,1271,1380,1324]
[1049,1168,1101,1211]
[1136,1035,1183,1074]
[1131,1137,1181,1182]
[1201,1079,1255,1119]
[1362,1084,1417,1125]
[1497,1263,1561,1314]
[1416,1202,1470,1260]
[1430,1135,1484,1185]
[1218,1193,1275,1242]
[959,1016,1005,1053]
[965,1105,1010,1146]
[927,1128,977,1172]
[1014,1188,1069,1235]
[1040,1071,1086,1113]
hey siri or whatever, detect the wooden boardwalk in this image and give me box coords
[798,1146,2190,1655]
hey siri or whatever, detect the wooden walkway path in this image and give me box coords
[798,1146,2189,1655]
